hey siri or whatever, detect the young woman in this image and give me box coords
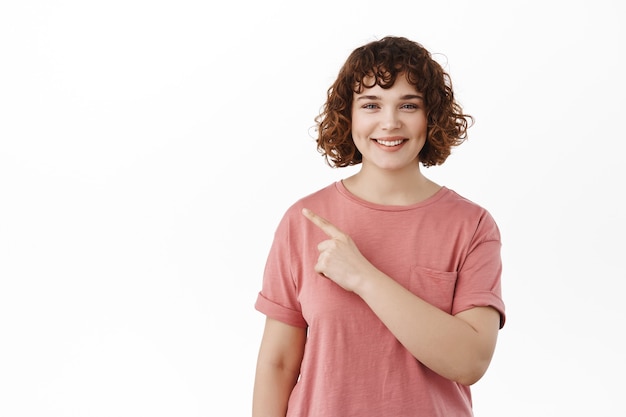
[252,36,505,417]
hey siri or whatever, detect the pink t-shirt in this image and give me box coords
[255,181,505,416]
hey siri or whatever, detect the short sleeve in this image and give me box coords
[254,212,308,328]
[452,211,506,328]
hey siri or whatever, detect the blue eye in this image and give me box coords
[363,103,379,109]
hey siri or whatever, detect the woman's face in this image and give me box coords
[351,74,428,173]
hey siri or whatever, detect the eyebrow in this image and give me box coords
[355,94,424,101]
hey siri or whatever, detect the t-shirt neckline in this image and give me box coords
[334,180,449,212]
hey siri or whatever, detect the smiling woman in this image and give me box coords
[252,36,504,417]
[2,2,624,416]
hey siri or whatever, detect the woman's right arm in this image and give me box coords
[252,317,307,417]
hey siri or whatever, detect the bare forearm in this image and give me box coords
[354,269,497,385]
[252,363,299,417]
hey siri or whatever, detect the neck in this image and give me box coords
[343,163,441,206]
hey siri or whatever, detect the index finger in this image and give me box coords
[302,208,344,239]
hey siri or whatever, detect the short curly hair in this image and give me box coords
[315,36,473,168]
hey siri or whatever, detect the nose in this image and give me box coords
[381,109,401,130]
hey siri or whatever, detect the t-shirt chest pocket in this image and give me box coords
[408,266,457,313]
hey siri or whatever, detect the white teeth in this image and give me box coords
[376,139,404,146]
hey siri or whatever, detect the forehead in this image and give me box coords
[355,74,421,95]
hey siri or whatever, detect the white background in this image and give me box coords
[1,0,625,415]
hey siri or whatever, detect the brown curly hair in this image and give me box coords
[315,36,473,168]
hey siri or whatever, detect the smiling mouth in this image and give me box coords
[374,139,406,147]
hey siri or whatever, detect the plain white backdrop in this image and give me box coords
[1,0,625,415]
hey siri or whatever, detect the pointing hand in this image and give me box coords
[302,208,376,292]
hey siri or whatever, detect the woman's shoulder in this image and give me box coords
[441,188,492,215]
[441,188,501,239]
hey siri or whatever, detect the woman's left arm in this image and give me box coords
[302,208,501,386]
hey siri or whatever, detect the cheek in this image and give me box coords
[350,120,366,139]
[351,114,374,134]
[408,121,428,138]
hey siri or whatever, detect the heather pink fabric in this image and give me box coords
[255,181,505,416]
